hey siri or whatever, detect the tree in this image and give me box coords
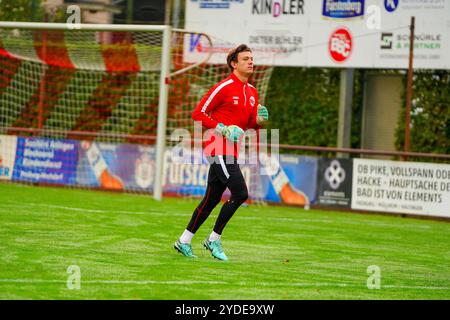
[0,0,45,22]
[395,70,450,161]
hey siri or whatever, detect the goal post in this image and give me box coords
[0,22,173,201]
[154,24,171,201]
[0,21,273,203]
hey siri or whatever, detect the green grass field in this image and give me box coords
[0,182,449,300]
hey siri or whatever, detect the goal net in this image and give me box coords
[0,23,273,203]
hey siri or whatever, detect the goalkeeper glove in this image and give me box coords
[215,123,244,143]
[257,104,269,125]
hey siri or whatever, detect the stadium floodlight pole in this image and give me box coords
[127,0,134,24]
[172,0,181,28]
[337,68,354,158]
[31,0,38,21]
[404,16,415,161]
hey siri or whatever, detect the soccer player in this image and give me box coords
[174,44,269,261]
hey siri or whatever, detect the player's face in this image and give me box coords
[234,51,254,75]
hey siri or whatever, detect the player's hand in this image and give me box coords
[216,123,244,143]
[257,104,269,125]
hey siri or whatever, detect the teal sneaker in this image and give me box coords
[204,239,228,261]
[174,239,197,258]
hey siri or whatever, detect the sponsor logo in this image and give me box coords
[249,96,256,106]
[380,32,442,50]
[135,152,154,188]
[381,32,393,49]
[233,96,239,105]
[0,155,9,177]
[249,33,303,55]
[0,136,16,180]
[329,27,353,63]
[384,0,399,12]
[252,0,305,18]
[189,34,203,52]
[324,160,346,189]
[385,0,445,11]
[190,0,244,9]
[322,0,365,19]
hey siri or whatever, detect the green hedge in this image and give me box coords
[0,0,44,22]
[264,67,363,156]
[0,0,67,23]
[265,67,449,160]
[395,70,450,161]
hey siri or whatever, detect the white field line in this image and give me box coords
[0,279,226,285]
[0,202,435,230]
[1,202,331,221]
[1,203,170,216]
[0,278,448,290]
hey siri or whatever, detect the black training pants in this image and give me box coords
[186,156,248,235]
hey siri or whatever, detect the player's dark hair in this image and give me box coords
[227,44,252,72]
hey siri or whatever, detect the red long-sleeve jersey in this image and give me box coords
[192,72,260,158]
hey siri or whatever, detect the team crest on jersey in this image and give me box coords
[249,96,256,106]
[233,96,239,105]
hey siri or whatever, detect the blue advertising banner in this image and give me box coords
[76,141,155,192]
[12,137,78,185]
[259,154,318,206]
[75,141,318,207]
[162,148,210,197]
[162,149,318,206]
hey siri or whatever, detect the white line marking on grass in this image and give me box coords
[2,203,331,222]
[0,202,374,225]
[0,279,226,285]
[0,202,439,230]
[0,279,448,290]
[380,285,450,290]
[1,203,171,216]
